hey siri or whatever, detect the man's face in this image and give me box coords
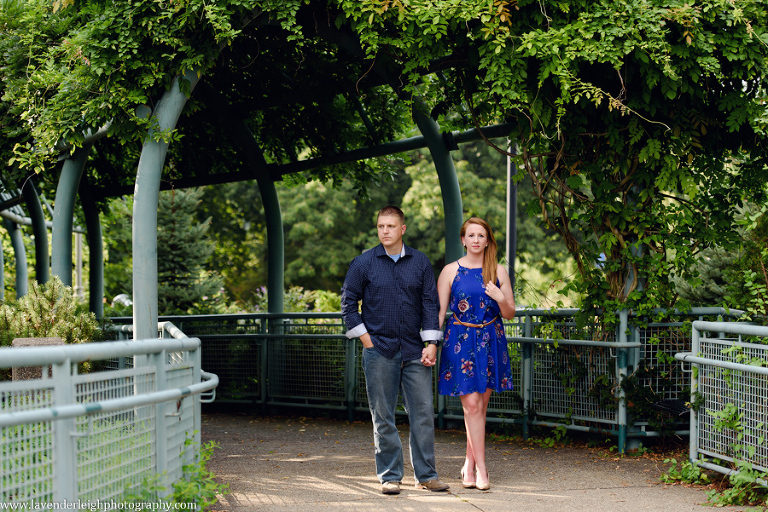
[377,214,406,253]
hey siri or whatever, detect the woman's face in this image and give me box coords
[462,223,488,255]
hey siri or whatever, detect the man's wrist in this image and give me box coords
[426,339,438,346]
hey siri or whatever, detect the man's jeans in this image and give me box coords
[362,347,439,484]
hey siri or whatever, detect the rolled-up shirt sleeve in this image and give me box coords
[419,259,441,341]
[341,258,366,338]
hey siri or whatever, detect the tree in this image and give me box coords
[673,246,735,306]
[0,276,97,346]
[401,141,576,305]
[339,0,768,316]
[197,140,575,307]
[2,0,767,318]
[195,181,268,305]
[101,197,134,304]
[724,206,768,321]
[157,188,224,315]
[101,189,227,315]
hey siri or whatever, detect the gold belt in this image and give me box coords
[451,313,498,328]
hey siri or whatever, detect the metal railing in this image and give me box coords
[107,307,743,452]
[675,321,768,485]
[0,323,219,505]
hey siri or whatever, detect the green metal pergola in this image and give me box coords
[0,8,518,337]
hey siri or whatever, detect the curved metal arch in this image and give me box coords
[52,144,93,285]
[412,106,464,263]
[2,218,28,298]
[79,174,104,318]
[132,69,201,340]
[21,179,50,284]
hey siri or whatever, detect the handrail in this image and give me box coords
[693,320,768,337]
[674,353,768,375]
[0,371,218,428]
[104,307,745,325]
[511,337,641,348]
[0,338,200,368]
[160,321,189,339]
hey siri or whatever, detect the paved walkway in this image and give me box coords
[201,412,745,512]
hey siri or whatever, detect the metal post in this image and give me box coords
[191,341,202,451]
[21,180,50,284]
[80,180,104,317]
[344,339,356,422]
[152,348,170,498]
[260,319,268,405]
[52,359,77,503]
[412,106,464,263]
[52,145,92,286]
[522,314,533,439]
[506,142,518,292]
[133,69,200,341]
[616,309,629,454]
[74,232,84,299]
[3,219,28,298]
[689,324,700,464]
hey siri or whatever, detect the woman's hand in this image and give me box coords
[484,280,505,302]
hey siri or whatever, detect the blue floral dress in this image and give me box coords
[438,264,514,396]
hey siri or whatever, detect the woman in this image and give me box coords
[437,217,516,491]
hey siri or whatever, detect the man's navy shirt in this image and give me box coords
[341,243,441,361]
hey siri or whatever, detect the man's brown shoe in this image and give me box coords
[382,482,401,495]
[416,479,450,492]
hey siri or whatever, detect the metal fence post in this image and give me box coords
[688,324,700,464]
[152,349,169,498]
[344,338,357,422]
[52,359,77,503]
[191,342,202,451]
[260,319,268,405]
[616,310,629,454]
[522,314,533,440]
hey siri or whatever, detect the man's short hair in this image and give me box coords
[377,205,405,224]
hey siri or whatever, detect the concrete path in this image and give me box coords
[201,413,744,512]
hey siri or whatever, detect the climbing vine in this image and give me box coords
[337,0,768,317]
[2,0,768,319]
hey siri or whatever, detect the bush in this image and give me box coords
[0,277,99,380]
[123,438,228,509]
[0,276,98,347]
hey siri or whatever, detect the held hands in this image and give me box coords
[421,344,438,367]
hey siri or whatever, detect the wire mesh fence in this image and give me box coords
[106,308,743,452]
[676,321,768,480]
[0,327,217,506]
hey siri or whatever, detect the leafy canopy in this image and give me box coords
[337,0,768,314]
[2,0,768,316]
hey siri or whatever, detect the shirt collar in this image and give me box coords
[377,243,407,258]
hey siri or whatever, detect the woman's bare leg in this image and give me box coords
[460,389,492,486]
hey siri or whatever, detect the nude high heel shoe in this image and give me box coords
[460,467,476,489]
[476,469,490,491]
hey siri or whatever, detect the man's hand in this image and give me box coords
[421,343,438,366]
[360,332,374,349]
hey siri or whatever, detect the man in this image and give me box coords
[341,205,449,495]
